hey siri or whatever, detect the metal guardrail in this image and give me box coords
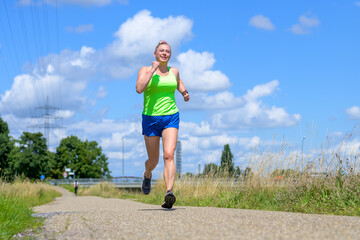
[46,174,336,190]
[46,177,155,189]
[46,177,243,189]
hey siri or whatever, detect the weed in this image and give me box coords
[0,180,61,239]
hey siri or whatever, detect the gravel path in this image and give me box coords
[32,186,360,240]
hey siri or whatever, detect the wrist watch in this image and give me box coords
[182,90,188,96]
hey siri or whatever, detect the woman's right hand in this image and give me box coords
[151,61,160,71]
[136,62,159,94]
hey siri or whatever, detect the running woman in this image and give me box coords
[136,40,190,209]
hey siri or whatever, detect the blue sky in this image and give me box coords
[0,0,359,178]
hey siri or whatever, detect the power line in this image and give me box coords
[0,1,34,119]
[0,1,65,144]
[30,2,46,104]
[17,3,43,112]
[28,96,64,149]
[56,0,62,112]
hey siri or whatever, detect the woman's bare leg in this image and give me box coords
[161,128,178,191]
[144,136,160,178]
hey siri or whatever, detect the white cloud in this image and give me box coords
[346,106,360,120]
[64,119,148,173]
[108,150,141,160]
[1,113,65,149]
[182,134,261,153]
[202,150,222,164]
[103,10,193,79]
[0,72,86,117]
[212,104,300,129]
[101,133,125,150]
[179,133,266,169]
[290,15,320,34]
[249,15,275,30]
[112,10,192,55]
[329,131,344,138]
[0,46,98,118]
[244,80,279,101]
[339,138,360,154]
[355,2,360,6]
[55,110,75,119]
[1,114,42,138]
[65,24,94,33]
[100,132,143,152]
[210,80,301,129]
[179,91,243,111]
[68,46,97,69]
[35,46,97,82]
[69,119,141,137]
[248,136,261,148]
[299,15,320,27]
[179,80,299,129]
[180,121,215,136]
[176,50,231,92]
[96,86,108,99]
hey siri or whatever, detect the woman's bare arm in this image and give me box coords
[136,61,159,94]
[172,67,190,102]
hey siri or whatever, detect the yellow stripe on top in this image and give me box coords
[142,67,179,116]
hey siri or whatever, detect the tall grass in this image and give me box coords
[0,180,61,239]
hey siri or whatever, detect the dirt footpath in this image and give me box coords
[32,186,360,240]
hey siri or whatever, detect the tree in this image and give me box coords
[54,136,111,178]
[184,172,194,178]
[220,144,235,175]
[234,166,242,178]
[8,132,54,180]
[203,163,219,176]
[270,168,301,178]
[244,167,252,180]
[0,116,13,179]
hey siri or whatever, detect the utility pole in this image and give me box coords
[301,136,306,173]
[176,141,182,176]
[122,137,124,177]
[28,96,64,149]
[302,136,306,162]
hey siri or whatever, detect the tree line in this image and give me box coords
[201,144,252,178]
[0,116,111,181]
[200,144,303,179]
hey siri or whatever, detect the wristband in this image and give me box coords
[181,90,188,96]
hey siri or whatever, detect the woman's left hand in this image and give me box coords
[183,92,190,102]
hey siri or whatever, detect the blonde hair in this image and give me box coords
[155,40,171,52]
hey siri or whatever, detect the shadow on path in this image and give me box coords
[138,207,186,212]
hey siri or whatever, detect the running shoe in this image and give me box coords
[142,172,151,195]
[161,190,176,209]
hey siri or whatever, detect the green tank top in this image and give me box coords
[142,67,179,116]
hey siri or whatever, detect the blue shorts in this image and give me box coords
[142,112,180,137]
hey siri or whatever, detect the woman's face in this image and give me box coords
[154,44,171,63]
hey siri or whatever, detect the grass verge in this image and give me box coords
[0,180,61,239]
